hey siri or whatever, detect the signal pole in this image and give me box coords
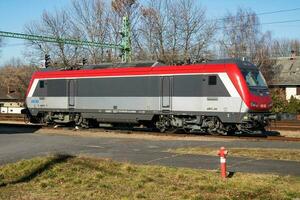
[45,54,51,68]
[82,58,87,65]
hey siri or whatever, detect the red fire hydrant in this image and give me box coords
[218,147,228,179]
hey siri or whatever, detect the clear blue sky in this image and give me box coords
[1,0,300,66]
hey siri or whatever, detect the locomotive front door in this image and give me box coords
[161,76,172,111]
[68,79,76,108]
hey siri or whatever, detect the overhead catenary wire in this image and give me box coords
[214,19,300,30]
[212,7,300,22]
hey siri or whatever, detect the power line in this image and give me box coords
[213,7,300,22]
[256,7,300,16]
[217,18,300,30]
[261,19,300,25]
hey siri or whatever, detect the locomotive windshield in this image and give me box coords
[242,70,267,87]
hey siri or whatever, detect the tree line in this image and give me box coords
[0,58,37,99]
[20,0,300,66]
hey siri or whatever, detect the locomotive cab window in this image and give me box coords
[39,81,45,88]
[208,76,217,85]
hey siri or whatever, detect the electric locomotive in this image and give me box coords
[22,59,274,134]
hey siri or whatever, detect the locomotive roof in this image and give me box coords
[84,61,165,69]
[40,59,256,72]
[40,61,165,72]
[207,59,256,69]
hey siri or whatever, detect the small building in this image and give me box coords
[0,90,24,114]
[269,56,300,100]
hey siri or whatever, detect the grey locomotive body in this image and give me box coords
[24,60,273,134]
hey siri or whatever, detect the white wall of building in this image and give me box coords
[286,87,300,100]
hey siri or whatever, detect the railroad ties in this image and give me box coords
[0,114,24,122]
[269,120,300,131]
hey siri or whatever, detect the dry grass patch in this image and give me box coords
[0,155,299,200]
[169,147,300,161]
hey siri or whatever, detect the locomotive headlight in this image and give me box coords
[250,102,258,107]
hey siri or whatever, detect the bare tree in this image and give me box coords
[70,0,111,64]
[139,4,162,60]
[271,39,300,57]
[111,0,140,21]
[111,0,140,61]
[108,11,123,60]
[220,8,263,60]
[24,9,81,67]
[0,58,37,99]
[140,0,167,61]
[290,40,300,56]
[0,65,16,94]
[219,8,282,83]
[139,0,216,64]
[23,0,216,65]
[176,0,216,62]
[24,0,141,65]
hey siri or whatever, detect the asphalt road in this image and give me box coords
[0,124,300,176]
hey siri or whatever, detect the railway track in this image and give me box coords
[207,134,300,142]
[44,125,300,142]
[0,115,299,141]
[0,114,299,130]
[35,121,300,142]
[268,120,300,131]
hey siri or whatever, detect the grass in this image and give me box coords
[0,155,299,200]
[168,147,300,161]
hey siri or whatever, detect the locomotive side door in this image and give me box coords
[161,76,172,112]
[68,79,76,108]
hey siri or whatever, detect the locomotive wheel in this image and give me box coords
[155,115,171,133]
[168,127,179,133]
[183,128,192,133]
[23,115,30,124]
[159,127,166,133]
[80,119,90,129]
[207,129,220,136]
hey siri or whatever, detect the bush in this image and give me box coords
[270,88,288,113]
[286,96,300,114]
[270,89,300,114]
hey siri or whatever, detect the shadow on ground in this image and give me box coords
[263,131,281,136]
[0,124,42,134]
[0,154,74,187]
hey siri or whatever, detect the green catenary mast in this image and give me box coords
[120,16,132,63]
